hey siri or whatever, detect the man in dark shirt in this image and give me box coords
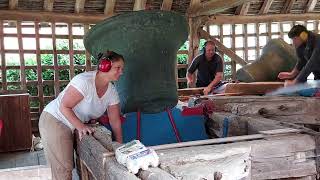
[278,25,320,86]
[187,40,223,95]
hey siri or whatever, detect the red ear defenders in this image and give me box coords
[98,53,113,72]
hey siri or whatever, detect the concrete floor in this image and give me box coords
[0,150,51,180]
[0,150,80,180]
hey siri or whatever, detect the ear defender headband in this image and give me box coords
[98,51,113,73]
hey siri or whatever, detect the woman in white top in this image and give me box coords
[39,51,124,180]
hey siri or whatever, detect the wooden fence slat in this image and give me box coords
[255,23,260,59]
[68,23,75,79]
[3,49,86,54]
[51,22,60,96]
[231,24,236,80]
[84,24,91,71]
[0,20,7,92]
[17,21,27,90]
[3,33,84,39]
[35,21,44,112]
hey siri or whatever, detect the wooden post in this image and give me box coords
[51,22,60,96]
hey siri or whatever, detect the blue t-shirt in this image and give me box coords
[187,53,223,87]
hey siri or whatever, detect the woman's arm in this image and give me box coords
[60,85,94,140]
[107,104,123,143]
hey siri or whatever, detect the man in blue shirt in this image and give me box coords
[278,25,320,86]
[187,40,223,95]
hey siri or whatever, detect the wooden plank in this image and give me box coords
[224,82,284,95]
[235,2,250,15]
[16,21,27,90]
[305,0,317,13]
[198,29,248,65]
[9,0,18,10]
[75,0,86,13]
[161,0,173,10]
[281,0,295,14]
[104,0,116,16]
[35,21,44,112]
[68,23,75,79]
[208,13,320,24]
[133,0,147,11]
[177,87,204,96]
[43,0,55,12]
[258,0,274,14]
[0,20,7,92]
[51,22,60,96]
[188,0,255,17]
[177,64,188,69]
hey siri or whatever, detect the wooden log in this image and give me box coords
[75,128,139,180]
[207,96,320,119]
[157,133,316,179]
[138,168,177,180]
[158,144,251,180]
[206,112,248,137]
[224,82,284,95]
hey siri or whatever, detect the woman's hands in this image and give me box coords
[77,123,95,141]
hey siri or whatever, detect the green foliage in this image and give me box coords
[177,54,188,64]
[179,41,189,51]
[7,69,20,82]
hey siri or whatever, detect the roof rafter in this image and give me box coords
[259,0,273,14]
[104,0,116,16]
[235,2,250,15]
[161,0,173,10]
[305,0,317,13]
[281,0,295,14]
[75,0,86,13]
[133,0,147,11]
[9,0,18,10]
[188,0,255,17]
[43,0,55,12]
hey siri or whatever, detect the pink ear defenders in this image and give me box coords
[98,52,113,72]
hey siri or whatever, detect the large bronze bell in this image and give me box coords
[236,39,298,82]
[84,10,188,113]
